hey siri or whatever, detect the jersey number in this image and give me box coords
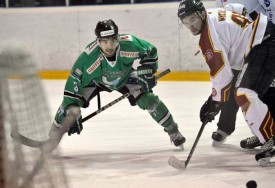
[218,10,251,28]
[231,13,251,28]
[73,81,78,92]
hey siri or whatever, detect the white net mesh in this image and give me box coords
[0,41,68,188]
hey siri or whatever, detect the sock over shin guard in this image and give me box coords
[136,93,178,132]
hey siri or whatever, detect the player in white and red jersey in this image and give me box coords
[177,0,275,166]
[216,0,275,23]
[216,0,265,21]
[258,0,275,24]
[213,0,275,150]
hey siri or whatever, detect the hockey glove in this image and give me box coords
[68,114,83,136]
[200,95,222,123]
[137,65,157,93]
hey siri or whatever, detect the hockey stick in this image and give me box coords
[168,120,209,170]
[82,68,170,121]
[11,68,171,149]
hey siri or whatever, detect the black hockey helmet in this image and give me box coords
[177,0,205,19]
[94,19,118,38]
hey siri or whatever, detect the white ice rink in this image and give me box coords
[43,80,275,188]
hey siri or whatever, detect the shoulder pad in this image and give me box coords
[84,41,98,55]
[120,35,133,41]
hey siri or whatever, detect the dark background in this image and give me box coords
[0,0,178,7]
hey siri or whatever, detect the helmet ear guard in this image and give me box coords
[177,0,205,19]
[94,19,119,39]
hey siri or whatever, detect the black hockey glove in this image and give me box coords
[68,115,83,136]
[200,95,222,123]
[137,65,157,92]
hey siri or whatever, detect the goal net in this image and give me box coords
[0,41,68,188]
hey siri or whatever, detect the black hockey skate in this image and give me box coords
[168,130,186,147]
[212,129,228,147]
[255,136,275,166]
[255,148,275,166]
[240,135,263,149]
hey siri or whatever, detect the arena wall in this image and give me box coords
[0,1,216,80]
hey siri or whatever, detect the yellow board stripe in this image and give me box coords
[39,70,210,81]
[39,70,70,80]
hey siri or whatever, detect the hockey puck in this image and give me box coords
[246,180,257,188]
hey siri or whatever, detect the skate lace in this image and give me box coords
[262,136,275,152]
[247,136,260,145]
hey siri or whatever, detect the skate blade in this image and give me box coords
[168,156,186,170]
[212,138,227,147]
[212,141,225,147]
[258,157,275,167]
[179,144,184,150]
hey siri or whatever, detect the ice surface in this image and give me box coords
[43,80,275,188]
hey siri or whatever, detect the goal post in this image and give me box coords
[0,83,5,188]
[0,40,69,188]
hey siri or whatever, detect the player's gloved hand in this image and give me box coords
[137,65,157,92]
[200,95,222,123]
[68,114,83,136]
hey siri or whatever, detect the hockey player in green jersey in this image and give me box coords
[49,19,185,148]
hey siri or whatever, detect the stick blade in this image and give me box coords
[168,156,186,170]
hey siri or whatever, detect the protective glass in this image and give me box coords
[180,12,203,36]
[97,37,119,57]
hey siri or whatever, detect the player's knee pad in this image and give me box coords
[136,93,160,111]
[66,105,81,117]
[54,105,80,127]
[234,87,257,113]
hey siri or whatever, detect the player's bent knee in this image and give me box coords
[136,93,160,110]
[53,104,81,128]
[235,88,247,106]
[234,88,254,113]
[66,105,81,117]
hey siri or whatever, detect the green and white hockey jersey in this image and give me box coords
[62,34,158,110]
